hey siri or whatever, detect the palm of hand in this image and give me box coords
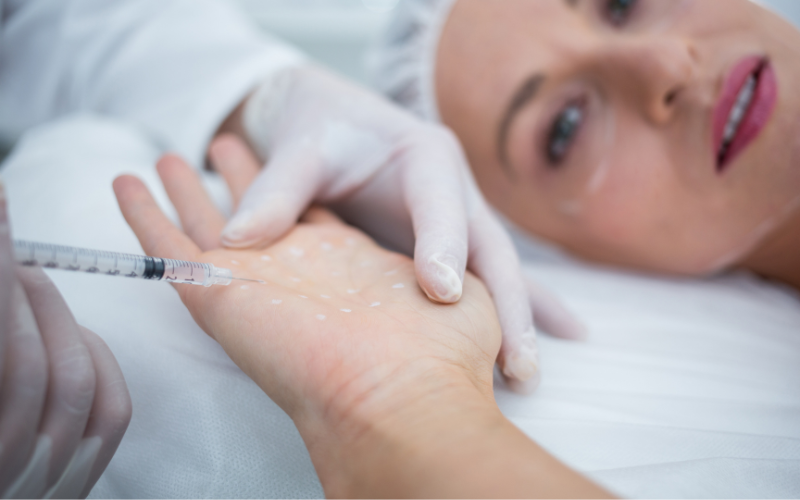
[192,218,499,419]
[114,151,501,429]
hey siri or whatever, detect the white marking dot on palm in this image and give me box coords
[289,247,304,257]
[261,255,272,262]
[290,277,301,282]
[340,309,351,313]
[231,260,241,266]
[272,299,282,305]
[240,285,249,290]
[392,283,404,289]
[321,294,330,299]
[299,295,308,299]
[321,242,333,251]
[347,289,359,294]
[370,302,380,307]
[316,314,326,321]
[384,269,398,276]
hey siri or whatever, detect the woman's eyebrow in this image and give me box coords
[497,73,545,177]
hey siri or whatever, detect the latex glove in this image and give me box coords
[0,180,131,499]
[214,66,584,392]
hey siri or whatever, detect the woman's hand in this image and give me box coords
[113,147,502,453]
[213,66,588,392]
[0,180,131,499]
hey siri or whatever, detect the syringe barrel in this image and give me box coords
[14,240,148,277]
[13,240,232,287]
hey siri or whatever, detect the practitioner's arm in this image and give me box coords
[0,180,131,498]
[113,153,612,498]
[0,0,303,167]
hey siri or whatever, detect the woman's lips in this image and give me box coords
[712,56,777,173]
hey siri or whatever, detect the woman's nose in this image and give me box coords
[595,37,698,124]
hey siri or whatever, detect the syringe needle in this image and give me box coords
[230,276,266,284]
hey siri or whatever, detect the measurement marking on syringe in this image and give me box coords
[13,240,239,287]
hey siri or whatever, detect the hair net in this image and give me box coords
[368,0,457,122]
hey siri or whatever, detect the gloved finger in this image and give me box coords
[208,134,261,209]
[156,155,226,252]
[113,176,200,261]
[0,283,48,496]
[402,131,469,304]
[221,146,321,249]
[17,267,95,490]
[69,327,130,500]
[526,278,587,341]
[466,204,541,394]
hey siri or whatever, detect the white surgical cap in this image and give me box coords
[369,0,457,122]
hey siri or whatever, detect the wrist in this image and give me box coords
[292,358,611,499]
[293,359,499,497]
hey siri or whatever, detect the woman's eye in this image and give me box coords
[546,103,584,166]
[605,0,637,26]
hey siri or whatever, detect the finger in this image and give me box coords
[113,175,200,261]
[402,130,469,303]
[59,327,129,500]
[208,134,261,209]
[156,154,226,251]
[17,267,95,489]
[0,282,48,495]
[466,204,541,394]
[527,279,588,341]
[299,206,345,225]
[220,146,321,249]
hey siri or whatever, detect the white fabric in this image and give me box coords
[0,0,305,168]
[2,115,799,498]
[506,257,800,497]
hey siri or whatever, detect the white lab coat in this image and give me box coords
[0,0,304,168]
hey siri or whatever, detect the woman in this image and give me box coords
[372,0,800,288]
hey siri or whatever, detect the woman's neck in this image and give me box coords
[741,204,800,289]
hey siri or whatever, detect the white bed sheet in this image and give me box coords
[2,115,799,498]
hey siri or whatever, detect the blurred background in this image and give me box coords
[231,0,397,84]
[0,0,398,162]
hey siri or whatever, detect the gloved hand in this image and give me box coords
[0,179,131,499]
[212,68,586,392]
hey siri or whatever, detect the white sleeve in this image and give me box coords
[0,0,305,167]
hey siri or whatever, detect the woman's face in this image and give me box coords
[436,0,800,274]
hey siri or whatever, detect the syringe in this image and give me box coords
[13,240,263,287]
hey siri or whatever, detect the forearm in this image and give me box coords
[294,366,612,499]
